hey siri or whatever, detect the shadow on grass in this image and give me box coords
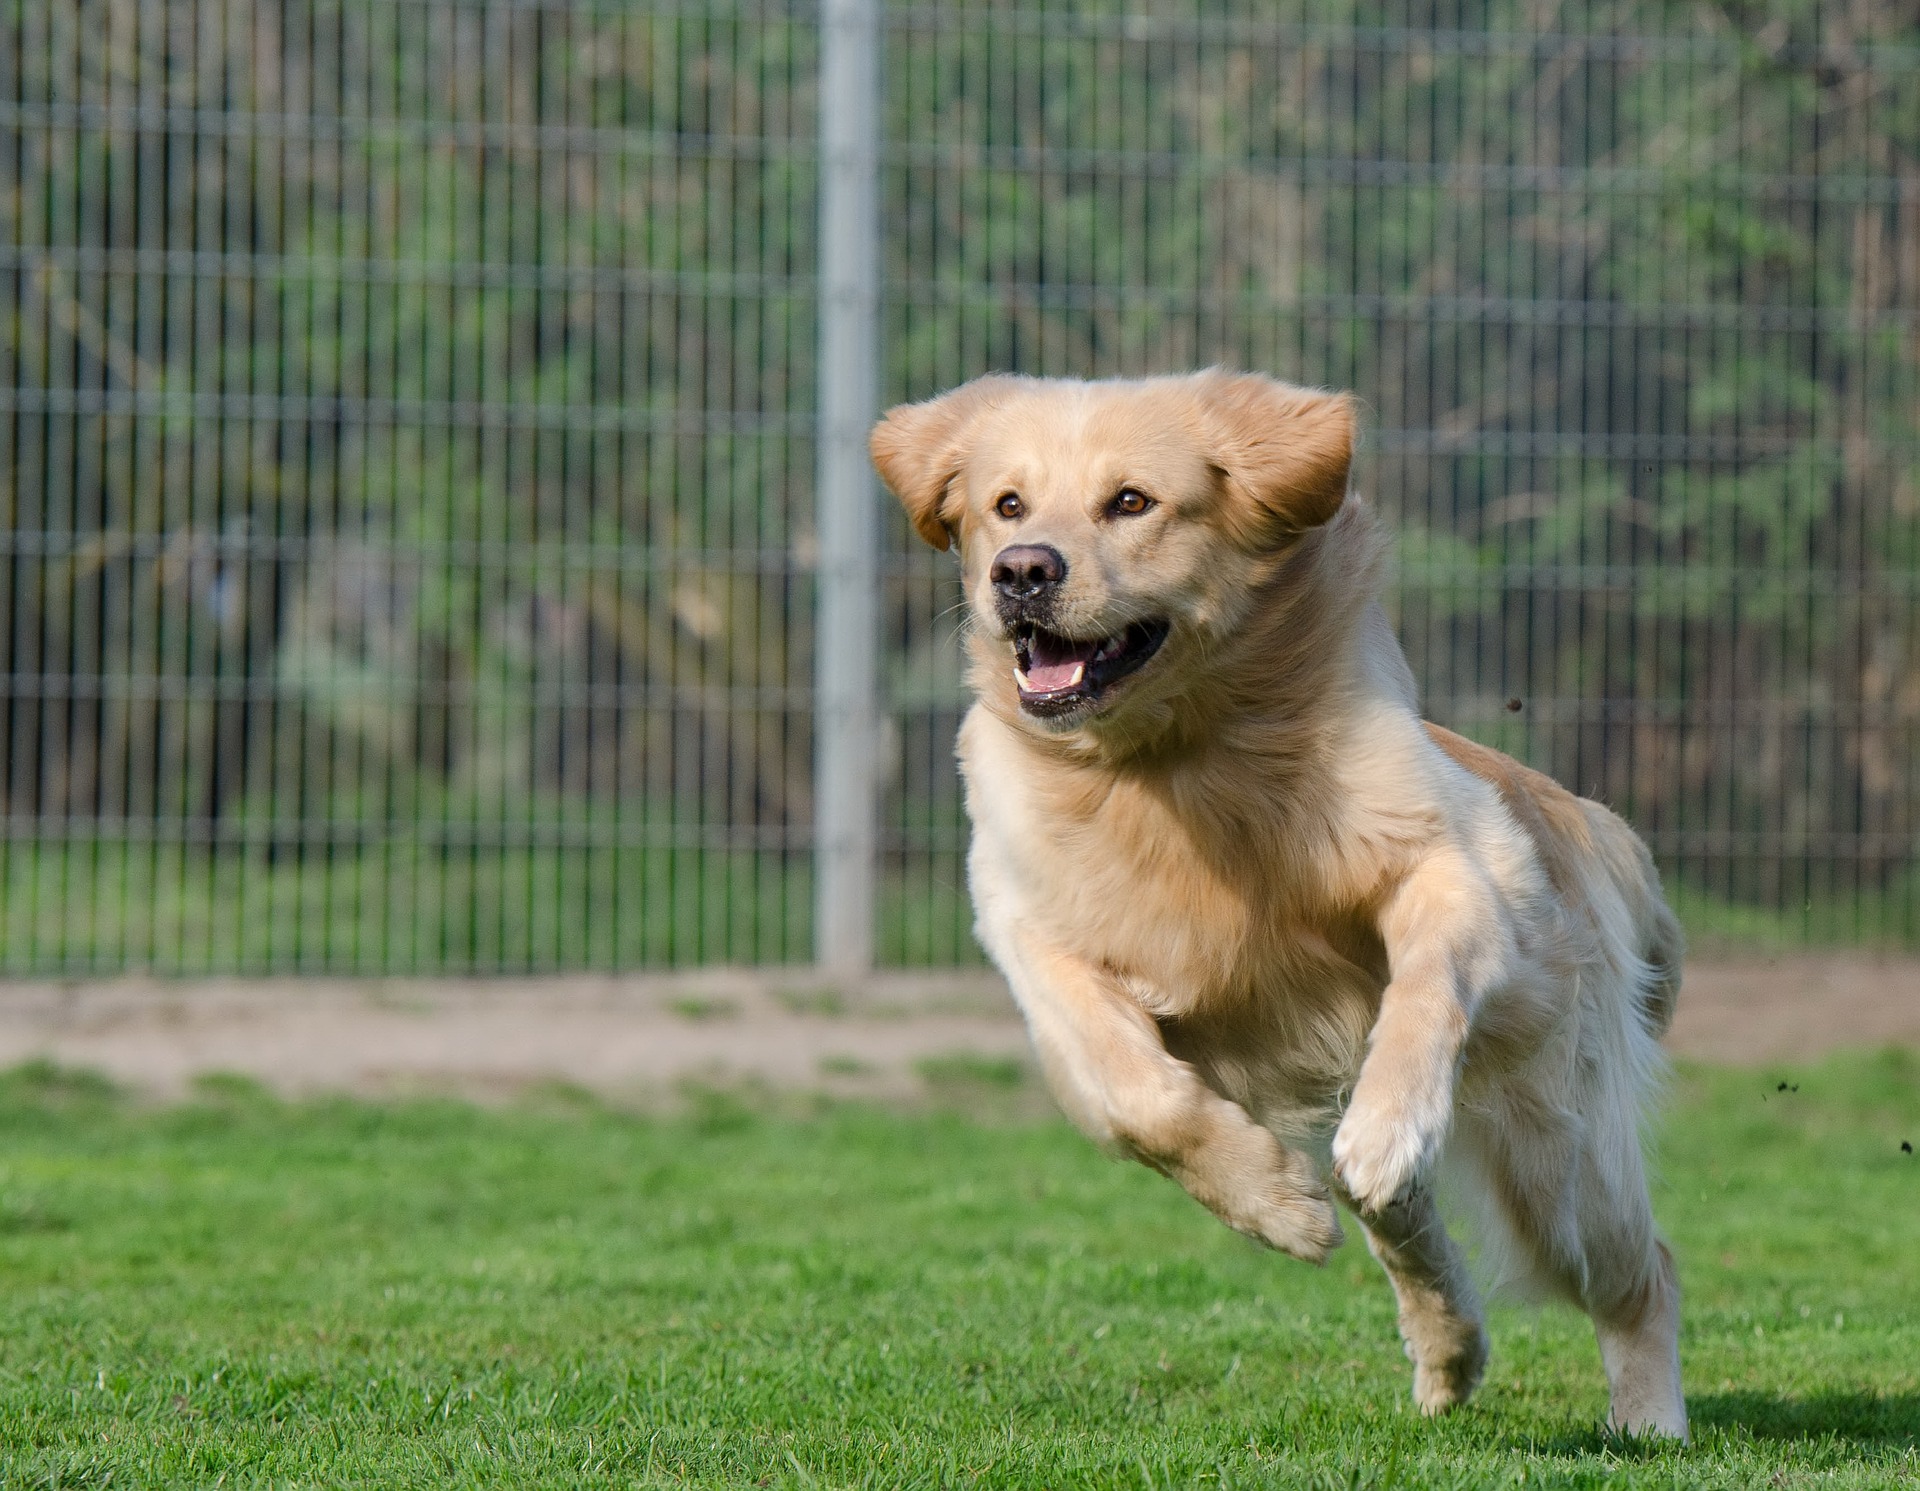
[1507,1393,1920,1462]
[1691,1390,1920,1448]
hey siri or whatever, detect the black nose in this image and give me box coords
[990,544,1067,601]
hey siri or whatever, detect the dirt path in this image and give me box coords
[1659,954,1920,1063]
[0,956,1913,1100]
[0,972,1029,1102]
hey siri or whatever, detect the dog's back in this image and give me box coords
[1423,723,1682,1037]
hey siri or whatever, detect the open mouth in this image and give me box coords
[1010,618,1170,715]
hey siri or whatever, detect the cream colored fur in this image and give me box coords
[870,370,1689,1438]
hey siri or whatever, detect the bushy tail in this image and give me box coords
[1638,891,1683,1038]
[1601,817,1683,1038]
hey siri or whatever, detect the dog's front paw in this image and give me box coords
[1330,1098,1445,1216]
[1408,1318,1489,1415]
[1206,1130,1345,1263]
[1229,1182,1344,1265]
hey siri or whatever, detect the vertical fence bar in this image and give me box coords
[814,0,882,976]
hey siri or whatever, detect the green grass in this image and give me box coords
[0,839,993,974]
[0,1054,1914,1488]
[13,837,1918,977]
[1667,877,1920,958]
[0,839,815,973]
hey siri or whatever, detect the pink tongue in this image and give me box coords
[1025,657,1083,691]
[1024,635,1098,692]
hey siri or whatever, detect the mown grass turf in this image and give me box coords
[0,1052,1913,1488]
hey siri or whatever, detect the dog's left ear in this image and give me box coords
[1195,371,1356,546]
[869,376,1022,551]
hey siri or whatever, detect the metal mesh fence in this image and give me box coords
[6,0,1919,974]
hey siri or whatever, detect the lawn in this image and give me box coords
[0,1052,1913,1488]
[0,839,984,975]
[5,838,1916,978]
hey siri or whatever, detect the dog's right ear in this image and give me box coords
[869,377,1020,552]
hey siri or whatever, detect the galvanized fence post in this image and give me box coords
[814,0,882,976]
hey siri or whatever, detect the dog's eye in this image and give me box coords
[995,492,1024,520]
[1111,488,1153,517]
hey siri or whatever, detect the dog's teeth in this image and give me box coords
[1094,636,1119,661]
[1066,662,1085,687]
[1014,667,1032,691]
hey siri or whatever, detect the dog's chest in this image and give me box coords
[962,726,1385,1022]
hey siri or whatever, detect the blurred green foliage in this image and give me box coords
[3,0,1918,967]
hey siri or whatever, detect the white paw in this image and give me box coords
[1607,1403,1690,1442]
[1330,1099,1445,1215]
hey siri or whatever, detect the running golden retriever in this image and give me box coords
[869,370,1688,1437]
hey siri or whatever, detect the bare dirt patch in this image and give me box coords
[0,956,1912,1101]
[0,971,1029,1103]
[1662,954,1920,1064]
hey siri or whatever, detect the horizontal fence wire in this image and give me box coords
[5,0,1919,974]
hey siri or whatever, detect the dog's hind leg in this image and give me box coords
[1590,1238,1686,1439]
[1462,1076,1688,1439]
[1335,1179,1488,1414]
[1570,1071,1687,1438]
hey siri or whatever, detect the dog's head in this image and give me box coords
[870,370,1356,739]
